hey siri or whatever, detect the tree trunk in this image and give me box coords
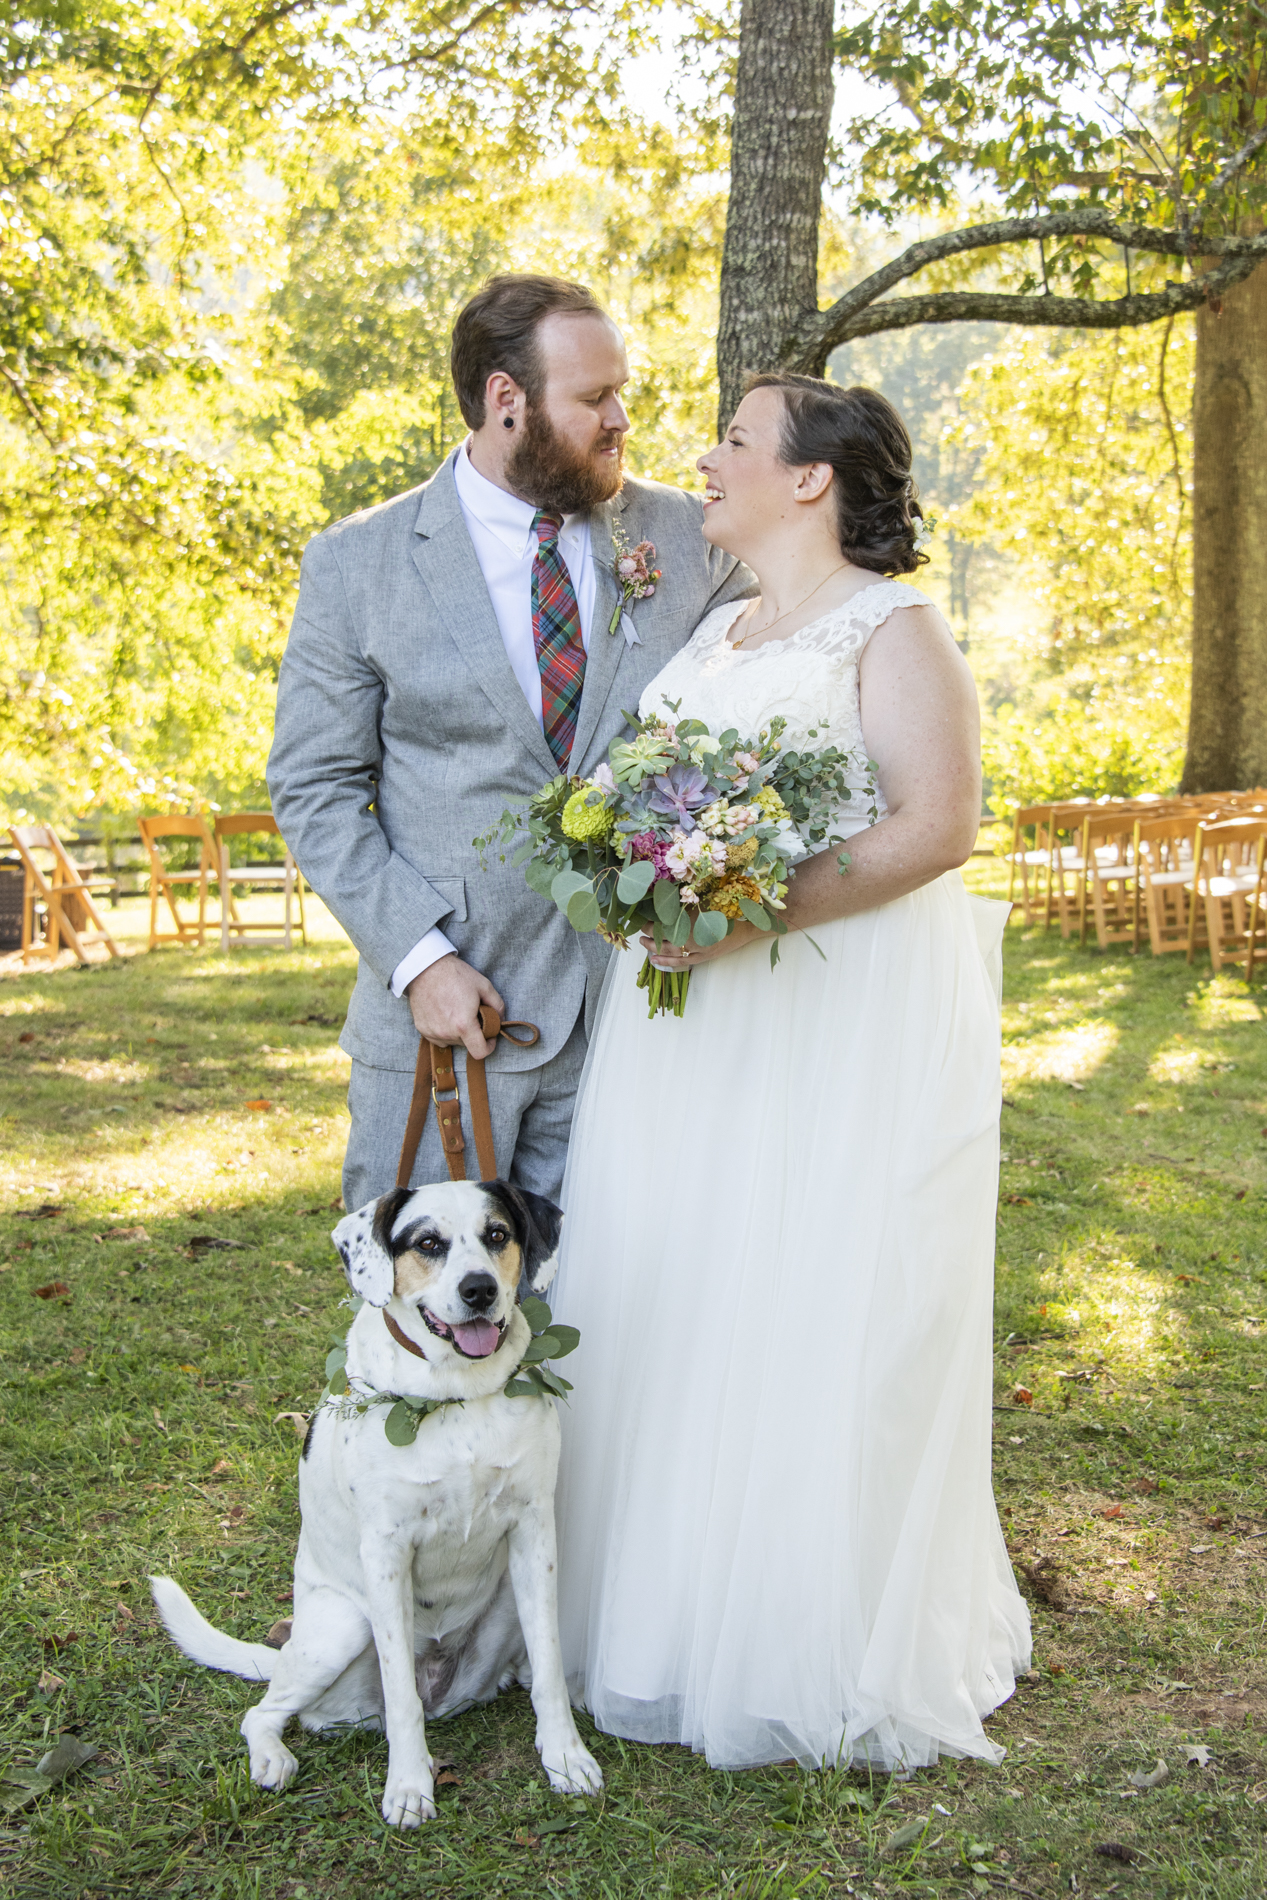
[1182,252,1267,792]
[716,0,835,432]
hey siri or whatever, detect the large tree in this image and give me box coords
[716,0,1267,792]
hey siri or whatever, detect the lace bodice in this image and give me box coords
[638,581,935,837]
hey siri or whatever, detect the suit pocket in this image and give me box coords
[428,876,467,923]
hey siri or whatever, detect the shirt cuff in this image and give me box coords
[390,927,457,997]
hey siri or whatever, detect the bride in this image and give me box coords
[550,370,1032,1773]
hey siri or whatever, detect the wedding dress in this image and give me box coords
[551,582,1032,1773]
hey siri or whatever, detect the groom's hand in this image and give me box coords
[406,956,504,1059]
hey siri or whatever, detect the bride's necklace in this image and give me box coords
[731,564,851,649]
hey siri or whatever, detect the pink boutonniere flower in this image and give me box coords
[608,524,662,641]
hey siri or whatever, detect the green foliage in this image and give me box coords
[944,318,1193,809]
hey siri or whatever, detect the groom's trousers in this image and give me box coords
[341,1011,588,1213]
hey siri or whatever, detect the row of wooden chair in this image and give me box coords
[1007,792,1267,976]
[8,813,305,965]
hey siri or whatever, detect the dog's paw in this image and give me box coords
[381,1771,436,1828]
[247,1737,299,1791]
[540,1737,604,1796]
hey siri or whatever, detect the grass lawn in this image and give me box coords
[1,870,1264,1899]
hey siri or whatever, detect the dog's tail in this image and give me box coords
[149,1576,277,1682]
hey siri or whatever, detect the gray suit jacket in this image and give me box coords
[267,451,753,1074]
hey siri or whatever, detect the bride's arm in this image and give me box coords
[645,602,981,967]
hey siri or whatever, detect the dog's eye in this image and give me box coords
[418,1236,441,1252]
[486,1227,510,1247]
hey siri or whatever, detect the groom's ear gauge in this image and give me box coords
[503,414,515,430]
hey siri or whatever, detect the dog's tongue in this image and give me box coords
[452,1319,501,1358]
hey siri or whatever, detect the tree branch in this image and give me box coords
[1211,120,1267,195]
[794,213,1267,365]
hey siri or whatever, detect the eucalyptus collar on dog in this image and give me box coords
[321,1296,580,1447]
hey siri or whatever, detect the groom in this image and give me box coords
[268,273,752,1208]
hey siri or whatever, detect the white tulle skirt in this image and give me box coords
[551,871,1032,1772]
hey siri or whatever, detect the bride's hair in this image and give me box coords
[745,372,927,574]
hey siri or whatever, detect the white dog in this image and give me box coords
[151,1179,602,1828]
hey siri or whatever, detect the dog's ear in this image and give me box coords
[484,1181,563,1291]
[332,1187,412,1306]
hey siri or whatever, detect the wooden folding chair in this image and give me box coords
[1188,817,1267,971]
[138,814,218,949]
[216,813,307,951]
[8,825,122,966]
[1134,812,1204,955]
[1076,808,1141,948]
[1006,804,1061,926]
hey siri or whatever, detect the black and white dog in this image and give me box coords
[151,1180,602,1828]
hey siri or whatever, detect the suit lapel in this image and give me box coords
[569,491,628,772]
[410,458,559,780]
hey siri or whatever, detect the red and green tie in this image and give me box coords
[531,510,586,772]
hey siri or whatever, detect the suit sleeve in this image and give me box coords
[266,533,457,987]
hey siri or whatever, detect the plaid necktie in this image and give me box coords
[531,510,586,772]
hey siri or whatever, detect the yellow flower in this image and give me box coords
[703,873,761,918]
[754,784,789,820]
[561,790,615,841]
[726,837,758,870]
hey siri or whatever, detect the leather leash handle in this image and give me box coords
[395,1005,540,1189]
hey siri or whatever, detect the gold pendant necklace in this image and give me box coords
[732,564,851,649]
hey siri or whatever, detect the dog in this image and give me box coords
[151,1178,602,1828]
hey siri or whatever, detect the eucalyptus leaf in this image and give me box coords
[566,888,601,933]
[545,1323,580,1357]
[504,1377,537,1397]
[384,1401,423,1447]
[669,906,693,947]
[520,1296,552,1333]
[519,1335,558,1366]
[36,1737,97,1781]
[524,857,558,898]
[616,858,656,902]
[324,1346,347,1382]
[550,868,591,911]
[653,877,682,926]
[738,897,772,930]
[692,909,728,948]
[537,1367,574,1396]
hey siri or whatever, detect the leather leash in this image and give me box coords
[396,1004,540,1189]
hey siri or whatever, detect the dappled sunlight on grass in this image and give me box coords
[1187,974,1263,1029]
[1002,1016,1119,1085]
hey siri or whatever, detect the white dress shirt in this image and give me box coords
[390,442,596,997]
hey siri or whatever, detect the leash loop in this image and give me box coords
[395,1004,541,1189]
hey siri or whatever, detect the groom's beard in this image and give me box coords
[506,405,625,516]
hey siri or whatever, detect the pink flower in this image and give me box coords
[630,830,671,877]
[618,556,639,579]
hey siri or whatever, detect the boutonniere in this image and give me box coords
[607,523,662,647]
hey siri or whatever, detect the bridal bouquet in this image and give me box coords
[478,702,876,1017]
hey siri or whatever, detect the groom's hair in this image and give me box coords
[452,275,608,429]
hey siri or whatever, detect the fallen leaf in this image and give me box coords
[103,1225,149,1242]
[1128,1758,1170,1791]
[883,1816,928,1854]
[17,1030,34,1042]
[1004,1194,1033,1205]
[152,1408,166,1432]
[1189,1543,1214,1555]
[513,1831,540,1848]
[69,1347,86,1364]
[1134,1477,1159,1494]
[42,1631,78,1653]
[188,1235,245,1253]
[435,1770,461,1786]
[31,1281,71,1300]
[1094,1843,1137,1864]
[1102,1504,1124,1520]
[273,1411,309,1437]
[1012,1386,1034,1406]
[210,1458,232,1476]
[1204,1515,1226,1530]
[245,1098,272,1111]
[38,1736,98,1781]
[37,1670,66,1694]
[274,1588,293,1603]
[1021,1555,1069,1609]
[1184,1744,1213,1767]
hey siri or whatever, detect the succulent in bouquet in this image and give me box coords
[476,702,876,1018]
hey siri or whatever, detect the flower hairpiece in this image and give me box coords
[911,513,937,554]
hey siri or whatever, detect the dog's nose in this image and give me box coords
[458,1271,499,1312]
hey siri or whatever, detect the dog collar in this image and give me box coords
[385,1308,510,1361]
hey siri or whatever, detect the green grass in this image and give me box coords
[1,889,1265,1899]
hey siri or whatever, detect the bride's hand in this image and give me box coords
[640,919,761,971]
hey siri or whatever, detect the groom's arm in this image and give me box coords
[267,533,463,989]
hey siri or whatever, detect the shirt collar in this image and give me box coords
[454,440,582,558]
